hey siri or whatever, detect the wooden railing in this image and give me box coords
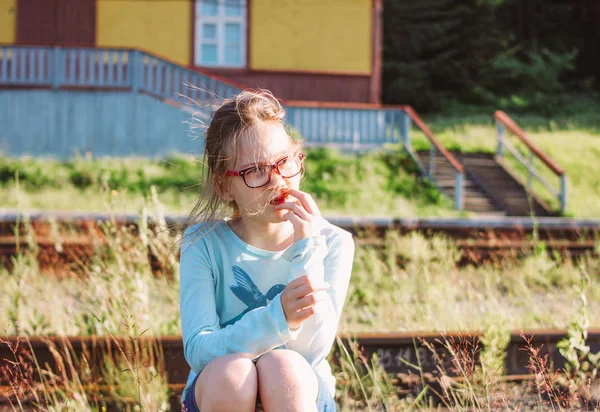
[0,45,465,210]
[0,44,242,111]
[286,101,465,210]
[495,110,567,213]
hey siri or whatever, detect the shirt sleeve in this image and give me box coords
[179,228,297,374]
[281,228,355,367]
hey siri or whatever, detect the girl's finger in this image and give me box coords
[275,201,310,220]
[285,188,321,217]
[296,290,329,310]
[293,282,331,299]
[293,306,317,323]
[282,211,304,229]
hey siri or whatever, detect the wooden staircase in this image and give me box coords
[417,150,554,217]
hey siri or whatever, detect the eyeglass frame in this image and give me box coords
[225,152,305,188]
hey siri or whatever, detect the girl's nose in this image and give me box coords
[269,167,284,185]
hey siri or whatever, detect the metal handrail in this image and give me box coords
[495,110,567,213]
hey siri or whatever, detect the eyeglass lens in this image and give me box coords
[244,154,303,188]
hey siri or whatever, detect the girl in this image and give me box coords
[179,89,355,412]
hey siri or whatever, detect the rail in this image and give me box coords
[0,44,242,110]
[2,330,599,390]
[495,111,567,213]
[286,101,465,210]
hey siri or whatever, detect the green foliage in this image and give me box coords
[483,48,578,114]
[0,148,457,217]
[0,155,203,195]
[479,317,510,379]
[490,48,577,95]
[302,147,364,206]
[0,157,60,190]
[382,0,597,113]
[556,265,600,386]
[380,149,444,204]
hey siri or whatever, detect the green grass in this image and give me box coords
[0,148,461,218]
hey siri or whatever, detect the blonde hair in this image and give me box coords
[184,89,301,236]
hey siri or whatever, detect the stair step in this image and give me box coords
[417,150,553,217]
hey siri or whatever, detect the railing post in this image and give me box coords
[51,46,63,89]
[399,110,411,151]
[527,151,533,190]
[454,172,464,211]
[560,174,567,213]
[496,121,504,159]
[130,50,142,93]
[429,145,436,178]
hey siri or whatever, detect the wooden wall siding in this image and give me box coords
[210,69,371,103]
[249,0,372,74]
[96,0,191,67]
[0,90,410,157]
[16,0,55,43]
[16,0,95,45]
[0,0,16,43]
[55,0,96,45]
[0,90,198,158]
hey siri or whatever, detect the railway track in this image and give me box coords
[0,213,598,271]
[2,330,599,407]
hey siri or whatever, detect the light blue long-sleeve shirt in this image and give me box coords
[179,219,355,401]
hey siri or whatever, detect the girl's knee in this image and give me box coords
[256,349,318,397]
[257,349,311,372]
[197,354,258,409]
[208,353,257,381]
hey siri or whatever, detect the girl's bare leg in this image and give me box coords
[195,354,258,412]
[256,349,319,412]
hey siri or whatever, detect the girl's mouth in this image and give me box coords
[269,194,288,205]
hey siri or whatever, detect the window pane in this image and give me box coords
[224,44,241,66]
[225,23,241,43]
[200,0,217,16]
[225,0,242,16]
[201,44,218,65]
[203,23,216,40]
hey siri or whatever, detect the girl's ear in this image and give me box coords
[215,177,234,201]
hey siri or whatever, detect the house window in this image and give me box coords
[195,0,247,68]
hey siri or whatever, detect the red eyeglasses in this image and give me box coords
[225,153,305,188]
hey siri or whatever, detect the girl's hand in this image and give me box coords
[274,188,322,242]
[281,275,330,331]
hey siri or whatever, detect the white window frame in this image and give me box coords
[195,0,247,68]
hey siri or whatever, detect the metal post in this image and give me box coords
[496,121,504,159]
[429,145,436,178]
[560,174,567,213]
[399,110,411,151]
[454,172,464,211]
[528,151,533,189]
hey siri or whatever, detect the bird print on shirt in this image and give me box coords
[220,266,285,328]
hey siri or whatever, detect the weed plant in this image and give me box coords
[0,334,171,411]
[2,201,600,409]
